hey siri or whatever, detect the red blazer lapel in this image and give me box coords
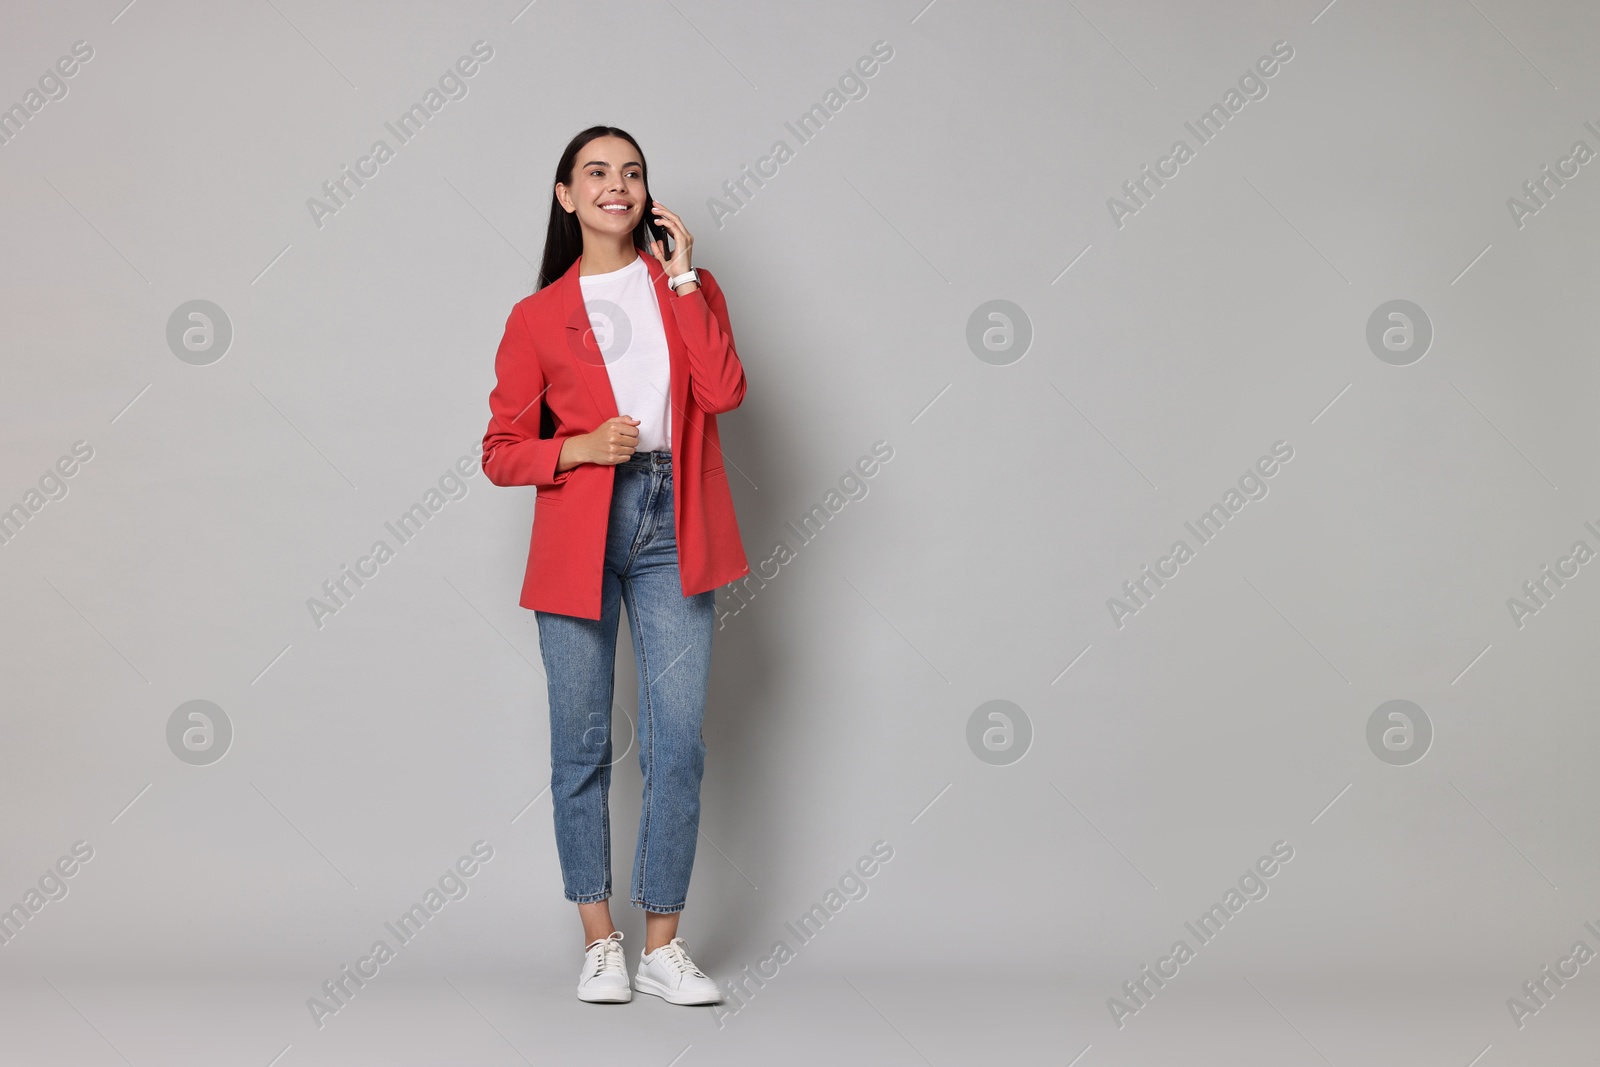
[560,250,689,448]
[642,252,691,459]
[560,255,619,423]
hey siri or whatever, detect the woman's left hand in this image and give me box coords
[648,202,694,281]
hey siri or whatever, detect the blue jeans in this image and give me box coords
[535,450,716,914]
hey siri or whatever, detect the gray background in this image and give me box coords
[2,0,1598,1063]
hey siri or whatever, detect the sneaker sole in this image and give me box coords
[634,974,724,1006]
[576,985,633,1003]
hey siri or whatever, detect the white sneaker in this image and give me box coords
[634,937,724,1005]
[576,930,632,1003]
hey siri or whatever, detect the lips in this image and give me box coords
[598,201,632,214]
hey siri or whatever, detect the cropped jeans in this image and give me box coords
[534,449,716,914]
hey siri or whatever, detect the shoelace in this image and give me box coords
[586,931,626,979]
[654,937,708,978]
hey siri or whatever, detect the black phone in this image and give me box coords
[644,205,672,257]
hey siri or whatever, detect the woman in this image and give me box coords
[481,126,751,1006]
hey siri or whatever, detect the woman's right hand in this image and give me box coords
[562,416,640,469]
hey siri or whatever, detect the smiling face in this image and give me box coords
[556,135,647,243]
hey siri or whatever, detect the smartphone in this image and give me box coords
[644,203,672,257]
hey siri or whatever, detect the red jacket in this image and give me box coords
[482,252,751,619]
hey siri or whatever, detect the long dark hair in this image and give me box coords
[535,125,658,291]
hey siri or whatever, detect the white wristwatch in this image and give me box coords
[667,268,699,293]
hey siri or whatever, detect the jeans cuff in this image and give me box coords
[631,898,686,914]
[566,888,612,904]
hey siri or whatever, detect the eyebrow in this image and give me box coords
[581,160,642,169]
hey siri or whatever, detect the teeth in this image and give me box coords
[601,204,629,212]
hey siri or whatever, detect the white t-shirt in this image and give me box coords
[578,254,672,454]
